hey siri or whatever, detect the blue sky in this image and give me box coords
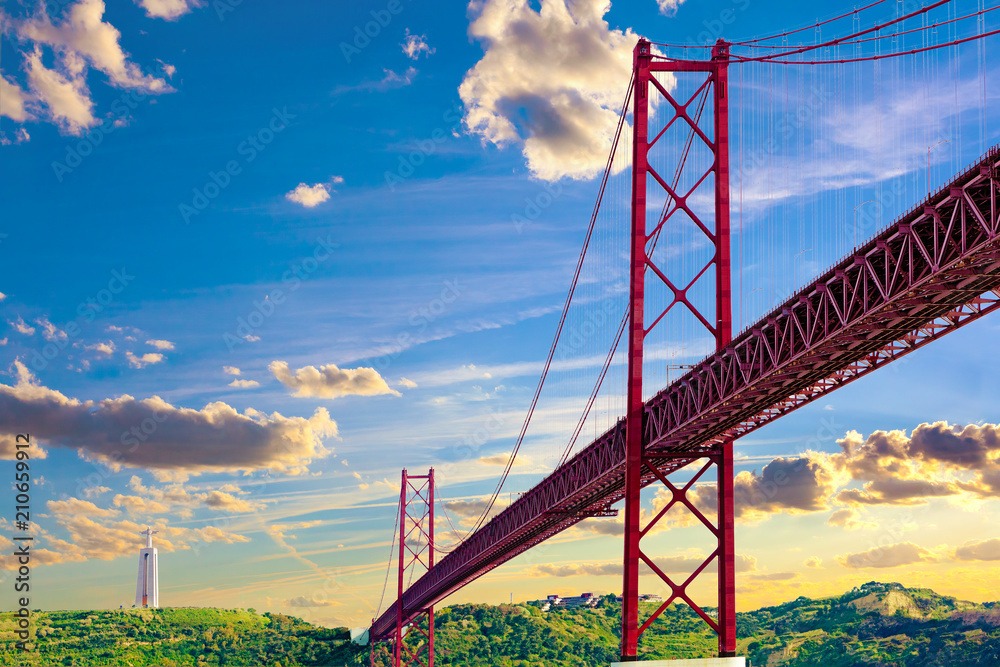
[1,0,999,630]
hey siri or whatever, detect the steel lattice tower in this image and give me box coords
[385,469,435,667]
[620,38,736,660]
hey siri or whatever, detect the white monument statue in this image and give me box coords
[134,527,159,608]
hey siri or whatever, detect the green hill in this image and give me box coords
[0,607,359,666]
[426,583,1000,666]
[2,583,999,666]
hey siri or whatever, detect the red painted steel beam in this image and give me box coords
[711,38,736,658]
[372,150,1000,642]
[620,37,651,661]
[394,470,405,666]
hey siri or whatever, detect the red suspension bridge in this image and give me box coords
[369,3,999,664]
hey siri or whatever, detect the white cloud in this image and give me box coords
[0,292,6,301]
[146,339,175,351]
[35,316,67,342]
[269,361,401,399]
[113,493,169,515]
[954,538,1000,562]
[401,30,435,59]
[6,0,176,135]
[409,343,694,387]
[334,68,417,94]
[23,48,95,134]
[125,351,165,368]
[157,60,177,78]
[285,183,331,208]
[285,178,343,208]
[9,316,36,336]
[0,75,32,122]
[397,377,418,389]
[655,0,685,16]
[0,361,336,476]
[114,477,265,516]
[459,0,641,181]
[223,366,241,375]
[18,0,172,92]
[826,507,876,531]
[48,497,119,517]
[0,339,7,346]
[135,0,202,21]
[719,75,990,212]
[12,509,250,567]
[838,542,938,569]
[478,453,530,467]
[84,341,115,356]
[380,68,416,88]
[229,379,260,389]
[287,596,339,607]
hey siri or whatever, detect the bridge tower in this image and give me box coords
[621,38,736,660]
[385,468,435,667]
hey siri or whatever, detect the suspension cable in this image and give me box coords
[459,73,636,539]
[432,484,464,555]
[558,83,711,468]
[731,0,953,63]
[374,492,402,618]
[728,0,892,45]
[648,0,892,49]
[736,5,999,50]
[737,27,1000,65]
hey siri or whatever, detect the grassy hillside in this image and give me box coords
[2,583,999,666]
[0,607,361,666]
[429,596,715,665]
[405,583,1000,666]
[736,582,1000,666]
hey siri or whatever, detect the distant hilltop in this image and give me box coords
[2,582,998,666]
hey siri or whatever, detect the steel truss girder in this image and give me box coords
[369,152,1000,645]
[643,153,1000,453]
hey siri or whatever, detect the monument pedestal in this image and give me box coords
[610,659,745,667]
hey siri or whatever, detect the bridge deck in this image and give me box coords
[372,148,1000,640]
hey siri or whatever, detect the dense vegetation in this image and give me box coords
[736,582,1000,667]
[426,584,1000,666]
[0,607,357,666]
[2,583,998,666]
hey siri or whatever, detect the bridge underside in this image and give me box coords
[372,148,1000,641]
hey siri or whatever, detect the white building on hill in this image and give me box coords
[540,592,600,611]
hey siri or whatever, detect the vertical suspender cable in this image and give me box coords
[462,74,635,538]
